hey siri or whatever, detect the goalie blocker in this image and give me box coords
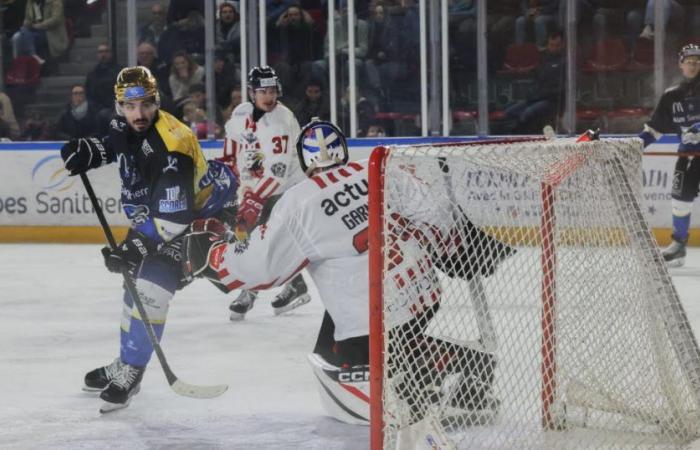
[180,119,515,426]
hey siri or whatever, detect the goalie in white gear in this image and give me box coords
[220,65,310,320]
[182,119,513,425]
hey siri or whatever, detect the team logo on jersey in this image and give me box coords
[123,203,150,225]
[270,162,287,178]
[159,186,187,213]
[245,152,265,178]
[163,155,179,173]
[141,140,154,156]
[118,153,141,185]
[110,118,126,132]
[672,170,684,196]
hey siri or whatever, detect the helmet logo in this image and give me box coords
[258,78,277,88]
[124,86,147,100]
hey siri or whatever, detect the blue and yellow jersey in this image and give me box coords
[104,110,236,244]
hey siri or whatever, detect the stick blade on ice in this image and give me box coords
[171,379,228,399]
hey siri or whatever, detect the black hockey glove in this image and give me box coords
[60,137,109,176]
[101,233,155,274]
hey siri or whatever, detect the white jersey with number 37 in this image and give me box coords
[223,102,304,201]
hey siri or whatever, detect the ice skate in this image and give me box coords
[662,239,687,268]
[83,358,124,392]
[99,363,145,413]
[271,275,310,316]
[437,373,500,430]
[229,289,257,321]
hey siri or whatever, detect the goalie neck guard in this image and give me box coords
[296,119,349,175]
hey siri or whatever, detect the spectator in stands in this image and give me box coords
[12,0,69,64]
[214,51,238,110]
[0,92,21,141]
[639,0,683,40]
[166,0,203,24]
[215,2,240,58]
[85,43,121,112]
[293,78,330,125]
[20,108,52,140]
[65,0,103,38]
[136,42,170,95]
[267,0,297,25]
[159,10,205,64]
[365,122,387,137]
[311,4,369,92]
[365,2,404,104]
[504,30,565,134]
[139,3,168,46]
[168,51,205,103]
[221,85,242,122]
[179,83,223,125]
[54,84,99,140]
[587,0,645,50]
[515,0,559,50]
[273,4,320,99]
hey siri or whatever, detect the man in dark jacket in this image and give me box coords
[85,43,121,112]
[55,84,99,140]
[505,30,565,134]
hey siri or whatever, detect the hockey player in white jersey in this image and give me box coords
[182,120,513,425]
[220,65,310,320]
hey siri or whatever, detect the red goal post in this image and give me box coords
[368,137,700,449]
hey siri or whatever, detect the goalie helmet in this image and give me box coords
[679,43,700,62]
[247,65,283,96]
[296,118,349,175]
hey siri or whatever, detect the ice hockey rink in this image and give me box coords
[3,244,700,450]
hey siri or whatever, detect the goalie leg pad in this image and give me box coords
[308,353,370,425]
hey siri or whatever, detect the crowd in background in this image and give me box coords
[0,0,699,140]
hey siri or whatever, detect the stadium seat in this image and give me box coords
[582,39,629,73]
[627,38,653,71]
[498,43,541,76]
[5,56,41,87]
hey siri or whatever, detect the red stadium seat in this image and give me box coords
[5,56,41,87]
[627,38,653,70]
[498,43,541,76]
[582,39,629,73]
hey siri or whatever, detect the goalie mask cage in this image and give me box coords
[367,137,700,450]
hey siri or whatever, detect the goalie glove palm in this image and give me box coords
[61,137,109,176]
[182,218,233,280]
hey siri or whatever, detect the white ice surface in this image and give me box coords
[0,244,368,450]
[2,245,700,449]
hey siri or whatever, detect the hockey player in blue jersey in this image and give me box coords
[60,66,237,412]
[640,44,700,267]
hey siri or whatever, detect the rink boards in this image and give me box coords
[0,136,694,245]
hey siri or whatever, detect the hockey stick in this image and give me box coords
[437,158,498,354]
[79,173,228,399]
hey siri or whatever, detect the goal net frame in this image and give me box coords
[367,137,700,449]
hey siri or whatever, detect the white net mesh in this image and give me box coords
[374,137,700,449]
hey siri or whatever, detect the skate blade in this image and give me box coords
[273,294,311,316]
[665,257,685,268]
[82,385,105,393]
[229,311,247,321]
[99,399,131,413]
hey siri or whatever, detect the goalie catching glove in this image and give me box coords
[181,218,234,281]
[60,137,111,175]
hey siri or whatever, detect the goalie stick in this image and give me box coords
[79,173,228,400]
[437,158,498,354]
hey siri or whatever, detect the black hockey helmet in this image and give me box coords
[247,65,283,97]
[679,43,700,62]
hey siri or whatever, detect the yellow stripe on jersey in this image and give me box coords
[154,110,212,210]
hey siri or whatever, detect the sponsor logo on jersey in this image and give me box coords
[673,102,685,114]
[159,186,187,212]
[123,203,150,225]
[270,162,287,178]
[141,139,154,156]
[321,180,369,217]
[110,118,126,132]
[121,186,149,200]
[163,155,179,173]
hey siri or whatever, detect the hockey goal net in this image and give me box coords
[368,137,700,449]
